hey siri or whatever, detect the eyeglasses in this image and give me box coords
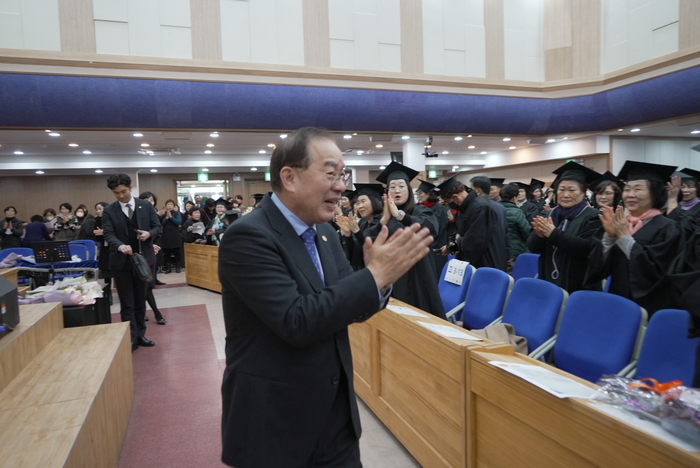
[303,168,351,186]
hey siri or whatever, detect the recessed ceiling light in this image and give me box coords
[280,134,288,139]
[452,166,459,171]
[343,135,352,139]
[503,137,511,142]
[204,150,212,154]
[150,169,158,173]
[379,165,386,170]
[357,150,364,155]
[375,144,383,148]
[442,151,449,154]
[630,128,641,132]
[133,133,143,137]
[546,139,556,143]
[69,143,79,147]
[259,150,266,154]
[44,129,51,132]
[401,135,410,140]
[251,167,258,171]
[454,136,463,141]
[14,151,23,155]
[352,133,357,135]
[267,143,275,148]
[141,143,150,147]
[468,145,475,149]
[210,133,219,137]
[95,169,103,173]
[48,132,60,137]
[206,143,215,147]
[691,130,700,134]
[509,146,516,150]
[36,170,44,174]
[467,135,472,138]
[480,151,487,155]
[83,150,92,154]
[202,168,209,172]
[617,129,624,132]
[563,137,568,140]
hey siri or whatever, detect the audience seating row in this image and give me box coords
[438,259,698,385]
[0,241,97,261]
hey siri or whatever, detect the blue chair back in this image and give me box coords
[501,278,567,355]
[438,260,475,322]
[462,267,513,329]
[554,291,646,383]
[0,247,34,262]
[68,243,89,261]
[511,253,540,281]
[69,240,96,260]
[634,309,699,385]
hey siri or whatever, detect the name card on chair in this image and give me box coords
[444,259,469,285]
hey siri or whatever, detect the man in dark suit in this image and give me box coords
[102,173,161,351]
[219,127,433,468]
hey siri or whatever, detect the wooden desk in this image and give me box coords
[468,351,700,467]
[349,300,512,468]
[184,243,221,292]
[0,267,18,286]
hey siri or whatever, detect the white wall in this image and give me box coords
[0,0,60,51]
[610,138,699,174]
[422,0,486,77]
[503,0,543,81]
[601,0,679,74]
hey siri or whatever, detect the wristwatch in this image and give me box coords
[397,210,405,219]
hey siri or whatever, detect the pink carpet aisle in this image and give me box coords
[116,304,228,468]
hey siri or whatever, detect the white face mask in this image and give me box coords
[76,212,85,218]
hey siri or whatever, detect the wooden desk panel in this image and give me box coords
[184,243,221,292]
[350,300,513,468]
[0,267,18,285]
[469,351,700,468]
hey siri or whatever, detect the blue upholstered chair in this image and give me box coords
[439,259,476,323]
[510,253,540,281]
[461,267,513,330]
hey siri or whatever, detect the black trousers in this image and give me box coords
[113,265,148,343]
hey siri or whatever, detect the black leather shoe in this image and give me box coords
[137,337,155,347]
[175,267,181,273]
[155,280,166,285]
[157,318,166,325]
[132,343,138,352]
[144,315,149,321]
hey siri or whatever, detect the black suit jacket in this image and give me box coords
[219,193,383,468]
[102,198,161,271]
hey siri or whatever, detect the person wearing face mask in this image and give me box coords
[527,162,603,294]
[43,208,57,234]
[54,202,80,241]
[1,206,25,249]
[75,204,95,241]
[368,162,445,319]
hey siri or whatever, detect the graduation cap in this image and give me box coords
[489,178,505,188]
[616,161,677,183]
[251,193,265,203]
[680,168,700,182]
[436,177,463,194]
[514,182,530,192]
[416,179,436,194]
[589,171,624,191]
[223,210,240,223]
[341,190,354,198]
[350,183,385,201]
[552,161,601,187]
[214,197,228,206]
[375,161,419,185]
[529,178,545,190]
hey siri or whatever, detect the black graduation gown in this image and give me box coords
[587,215,682,315]
[666,206,700,239]
[519,200,540,223]
[454,191,508,271]
[423,201,449,278]
[366,206,446,319]
[527,207,603,293]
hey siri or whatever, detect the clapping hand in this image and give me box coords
[531,216,555,238]
[599,205,629,238]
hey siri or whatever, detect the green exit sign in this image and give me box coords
[198,173,209,182]
[428,170,437,179]
[265,171,270,181]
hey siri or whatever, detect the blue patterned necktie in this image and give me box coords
[300,228,324,281]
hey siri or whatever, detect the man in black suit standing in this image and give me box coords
[219,127,433,468]
[102,173,161,351]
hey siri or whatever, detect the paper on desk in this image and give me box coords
[591,403,700,452]
[489,361,597,399]
[417,322,483,340]
[387,305,426,317]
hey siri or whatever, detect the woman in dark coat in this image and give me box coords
[371,162,445,319]
[335,184,384,272]
[160,199,182,273]
[527,162,603,294]
[1,206,24,249]
[416,179,449,279]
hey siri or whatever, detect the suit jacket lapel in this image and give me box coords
[261,196,325,291]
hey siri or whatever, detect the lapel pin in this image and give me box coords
[321,236,327,242]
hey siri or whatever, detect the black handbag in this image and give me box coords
[131,252,153,282]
